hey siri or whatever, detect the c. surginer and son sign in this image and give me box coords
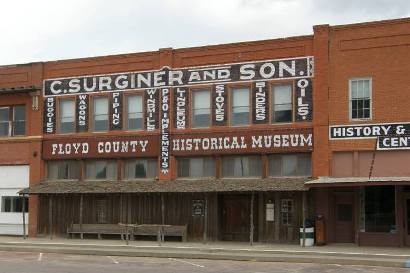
[42,56,314,173]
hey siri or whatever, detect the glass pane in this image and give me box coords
[222,156,261,177]
[351,81,358,99]
[0,122,9,136]
[297,154,311,176]
[232,88,249,107]
[363,80,370,98]
[177,158,190,177]
[60,100,75,119]
[13,121,25,135]
[127,95,142,113]
[232,110,249,125]
[269,155,282,176]
[192,112,211,127]
[274,85,292,104]
[86,161,117,180]
[13,106,25,121]
[94,97,108,115]
[282,155,298,176]
[274,110,292,123]
[47,161,80,180]
[0,108,9,122]
[193,90,210,109]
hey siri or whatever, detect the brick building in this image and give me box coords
[0,17,409,246]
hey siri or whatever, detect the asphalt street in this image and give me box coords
[0,251,407,273]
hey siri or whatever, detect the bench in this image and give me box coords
[121,224,187,242]
[67,223,126,239]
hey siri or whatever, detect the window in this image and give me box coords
[177,157,215,178]
[96,199,108,224]
[126,95,143,130]
[93,97,109,132]
[47,160,80,180]
[231,87,250,125]
[360,186,396,233]
[269,153,311,176]
[222,155,261,177]
[124,158,157,179]
[85,160,117,180]
[59,99,75,133]
[1,196,28,213]
[350,78,371,119]
[192,90,211,128]
[272,84,292,123]
[281,199,293,225]
[0,105,25,136]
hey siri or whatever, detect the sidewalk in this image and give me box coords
[0,236,409,268]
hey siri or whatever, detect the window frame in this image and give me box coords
[191,88,212,128]
[91,95,110,132]
[46,160,81,181]
[85,160,118,181]
[1,196,28,213]
[271,82,294,124]
[268,153,312,177]
[124,92,145,131]
[349,77,372,121]
[58,97,76,134]
[221,155,262,178]
[123,158,157,180]
[229,85,251,126]
[0,105,26,137]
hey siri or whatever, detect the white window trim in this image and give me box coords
[349,77,372,121]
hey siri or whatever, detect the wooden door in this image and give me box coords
[334,193,354,243]
[405,198,410,246]
[220,195,253,241]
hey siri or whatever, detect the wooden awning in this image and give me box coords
[305,176,410,188]
[20,177,312,194]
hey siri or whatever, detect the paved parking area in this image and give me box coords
[0,251,407,273]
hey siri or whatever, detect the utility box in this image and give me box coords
[315,214,326,246]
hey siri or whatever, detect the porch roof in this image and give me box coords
[305,176,410,187]
[20,177,312,194]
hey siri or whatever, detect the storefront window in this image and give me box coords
[360,186,396,233]
[268,153,311,176]
[124,158,157,179]
[222,155,261,177]
[86,160,117,180]
[47,160,80,180]
[177,157,215,178]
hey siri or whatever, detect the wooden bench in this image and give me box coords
[67,224,126,239]
[121,224,187,242]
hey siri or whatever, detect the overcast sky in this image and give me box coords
[1,0,409,66]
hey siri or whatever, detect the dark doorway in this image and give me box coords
[334,193,354,243]
[219,194,257,241]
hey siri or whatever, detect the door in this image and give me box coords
[334,193,354,243]
[220,195,257,241]
[405,198,410,246]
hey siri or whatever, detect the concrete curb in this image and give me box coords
[0,243,408,268]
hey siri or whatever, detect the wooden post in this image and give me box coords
[79,194,83,239]
[22,194,26,239]
[49,195,53,240]
[203,195,208,243]
[161,194,165,242]
[250,192,254,246]
[274,192,280,242]
[302,191,307,247]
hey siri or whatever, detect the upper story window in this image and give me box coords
[47,160,80,180]
[272,84,292,123]
[231,87,250,126]
[350,78,371,120]
[126,95,143,130]
[59,99,75,133]
[85,160,117,180]
[192,90,211,128]
[269,153,311,177]
[124,158,157,179]
[222,155,261,177]
[1,196,28,213]
[0,105,25,137]
[93,97,109,132]
[177,157,215,178]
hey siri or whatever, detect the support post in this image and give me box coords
[79,194,83,239]
[250,192,254,246]
[22,194,26,239]
[203,195,208,244]
[302,191,307,247]
[48,195,53,240]
[161,194,165,242]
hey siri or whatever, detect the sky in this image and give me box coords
[0,0,409,66]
